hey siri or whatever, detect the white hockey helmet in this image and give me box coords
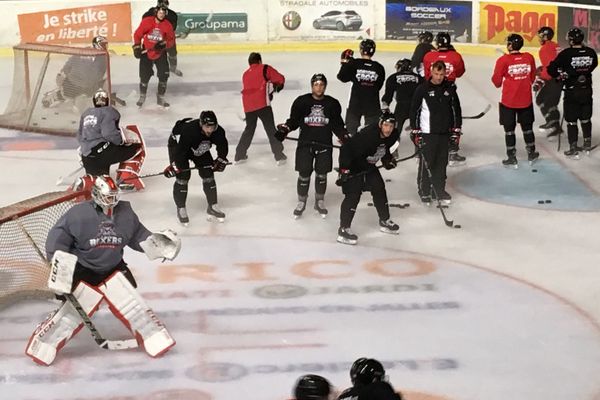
[93,88,109,107]
[92,175,120,215]
[92,35,108,50]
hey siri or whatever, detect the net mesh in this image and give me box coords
[0,191,85,308]
[0,43,111,136]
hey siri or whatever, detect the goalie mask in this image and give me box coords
[93,89,109,107]
[92,35,108,51]
[92,175,120,215]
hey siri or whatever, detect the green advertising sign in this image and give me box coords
[177,13,248,34]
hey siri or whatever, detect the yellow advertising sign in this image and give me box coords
[479,2,557,45]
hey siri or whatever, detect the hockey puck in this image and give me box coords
[545,200,552,203]
[532,169,538,173]
[385,179,392,182]
[454,224,462,229]
[537,200,544,204]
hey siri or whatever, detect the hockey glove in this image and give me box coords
[132,44,143,59]
[163,162,181,178]
[213,157,229,172]
[382,155,398,170]
[341,49,354,63]
[275,124,291,142]
[154,41,167,51]
[335,168,351,186]
[532,77,545,92]
[337,130,352,144]
[558,70,569,81]
[450,128,461,147]
[273,83,284,93]
[410,129,423,147]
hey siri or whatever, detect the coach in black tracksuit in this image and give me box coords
[410,61,462,205]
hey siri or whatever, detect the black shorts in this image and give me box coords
[295,144,333,176]
[176,154,214,181]
[564,89,593,122]
[499,103,534,131]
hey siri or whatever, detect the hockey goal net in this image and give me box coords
[0,191,87,308]
[0,43,112,136]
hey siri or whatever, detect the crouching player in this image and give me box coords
[26,175,181,365]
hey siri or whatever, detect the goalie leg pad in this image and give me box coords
[116,125,146,191]
[25,282,103,366]
[99,271,175,357]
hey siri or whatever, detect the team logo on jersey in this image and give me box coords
[147,28,164,43]
[304,105,329,127]
[367,144,386,164]
[356,69,378,85]
[82,114,98,128]
[508,63,531,78]
[89,221,123,248]
[571,56,594,69]
[282,11,301,30]
[192,141,211,157]
[396,74,420,84]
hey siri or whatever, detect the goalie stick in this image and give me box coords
[15,219,138,350]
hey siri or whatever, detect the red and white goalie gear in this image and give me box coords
[99,271,175,357]
[69,174,94,199]
[25,282,104,366]
[48,250,77,294]
[116,125,146,191]
[140,229,181,261]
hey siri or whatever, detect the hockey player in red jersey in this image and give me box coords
[132,4,175,108]
[492,34,538,168]
[535,26,562,140]
[423,32,466,166]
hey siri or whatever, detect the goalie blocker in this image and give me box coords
[26,176,181,365]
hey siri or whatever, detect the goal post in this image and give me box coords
[0,190,88,308]
[0,43,112,137]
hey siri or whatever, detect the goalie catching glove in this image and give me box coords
[140,229,181,261]
[48,250,77,294]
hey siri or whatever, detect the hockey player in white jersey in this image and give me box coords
[25,175,181,366]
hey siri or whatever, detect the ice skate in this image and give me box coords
[583,138,595,156]
[420,195,432,206]
[293,200,306,219]
[379,219,399,235]
[434,191,452,206]
[157,95,170,109]
[448,152,466,167]
[136,94,146,108]
[207,204,225,222]
[527,150,540,165]
[564,144,581,160]
[337,227,358,245]
[314,199,328,218]
[502,155,518,169]
[177,207,189,226]
[544,125,562,142]
[276,154,287,166]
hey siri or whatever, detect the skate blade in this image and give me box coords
[206,215,225,223]
[293,214,302,220]
[178,221,189,227]
[528,160,538,166]
[314,209,328,219]
[566,154,581,160]
[503,164,519,169]
[379,227,400,235]
[448,161,466,167]
[336,236,357,245]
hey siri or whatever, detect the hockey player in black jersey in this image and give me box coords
[336,111,400,245]
[548,27,598,158]
[293,374,332,400]
[410,31,434,77]
[275,73,349,219]
[410,61,462,206]
[142,0,182,76]
[337,39,386,136]
[381,58,422,132]
[337,358,404,400]
[164,111,229,224]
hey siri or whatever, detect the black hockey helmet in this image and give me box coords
[92,88,109,107]
[418,31,433,44]
[537,26,554,41]
[92,35,108,50]
[157,0,169,6]
[506,33,524,51]
[395,58,412,72]
[359,39,376,56]
[294,374,331,400]
[379,110,397,126]
[200,110,218,126]
[311,73,327,86]
[567,27,585,45]
[435,32,451,48]
[350,358,385,386]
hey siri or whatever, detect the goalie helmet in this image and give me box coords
[507,33,524,51]
[93,88,109,107]
[537,26,554,41]
[311,73,327,86]
[92,175,120,215]
[435,32,451,48]
[395,58,412,73]
[359,39,376,56]
[567,27,584,45]
[294,374,331,400]
[350,357,385,386]
[92,35,108,51]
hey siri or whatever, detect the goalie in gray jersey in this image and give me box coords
[26,175,181,366]
[42,36,108,109]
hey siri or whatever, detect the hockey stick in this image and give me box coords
[56,166,84,186]
[416,146,459,229]
[111,92,126,107]
[175,27,192,39]
[336,151,418,183]
[285,136,341,149]
[120,163,233,183]
[462,104,491,119]
[557,115,564,152]
[14,219,138,350]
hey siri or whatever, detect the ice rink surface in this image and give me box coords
[1,49,600,400]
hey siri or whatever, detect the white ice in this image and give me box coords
[1,50,600,400]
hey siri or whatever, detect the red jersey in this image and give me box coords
[241,63,285,113]
[538,41,560,81]
[133,16,175,61]
[423,49,465,81]
[492,52,536,109]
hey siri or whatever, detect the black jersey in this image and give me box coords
[337,58,386,114]
[381,71,422,108]
[547,46,598,90]
[284,93,346,144]
[171,119,228,167]
[339,122,398,173]
[338,382,403,400]
[411,42,435,76]
[410,79,462,134]
[143,6,178,30]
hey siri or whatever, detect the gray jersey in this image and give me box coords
[45,200,151,273]
[78,106,123,156]
[62,55,106,91]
